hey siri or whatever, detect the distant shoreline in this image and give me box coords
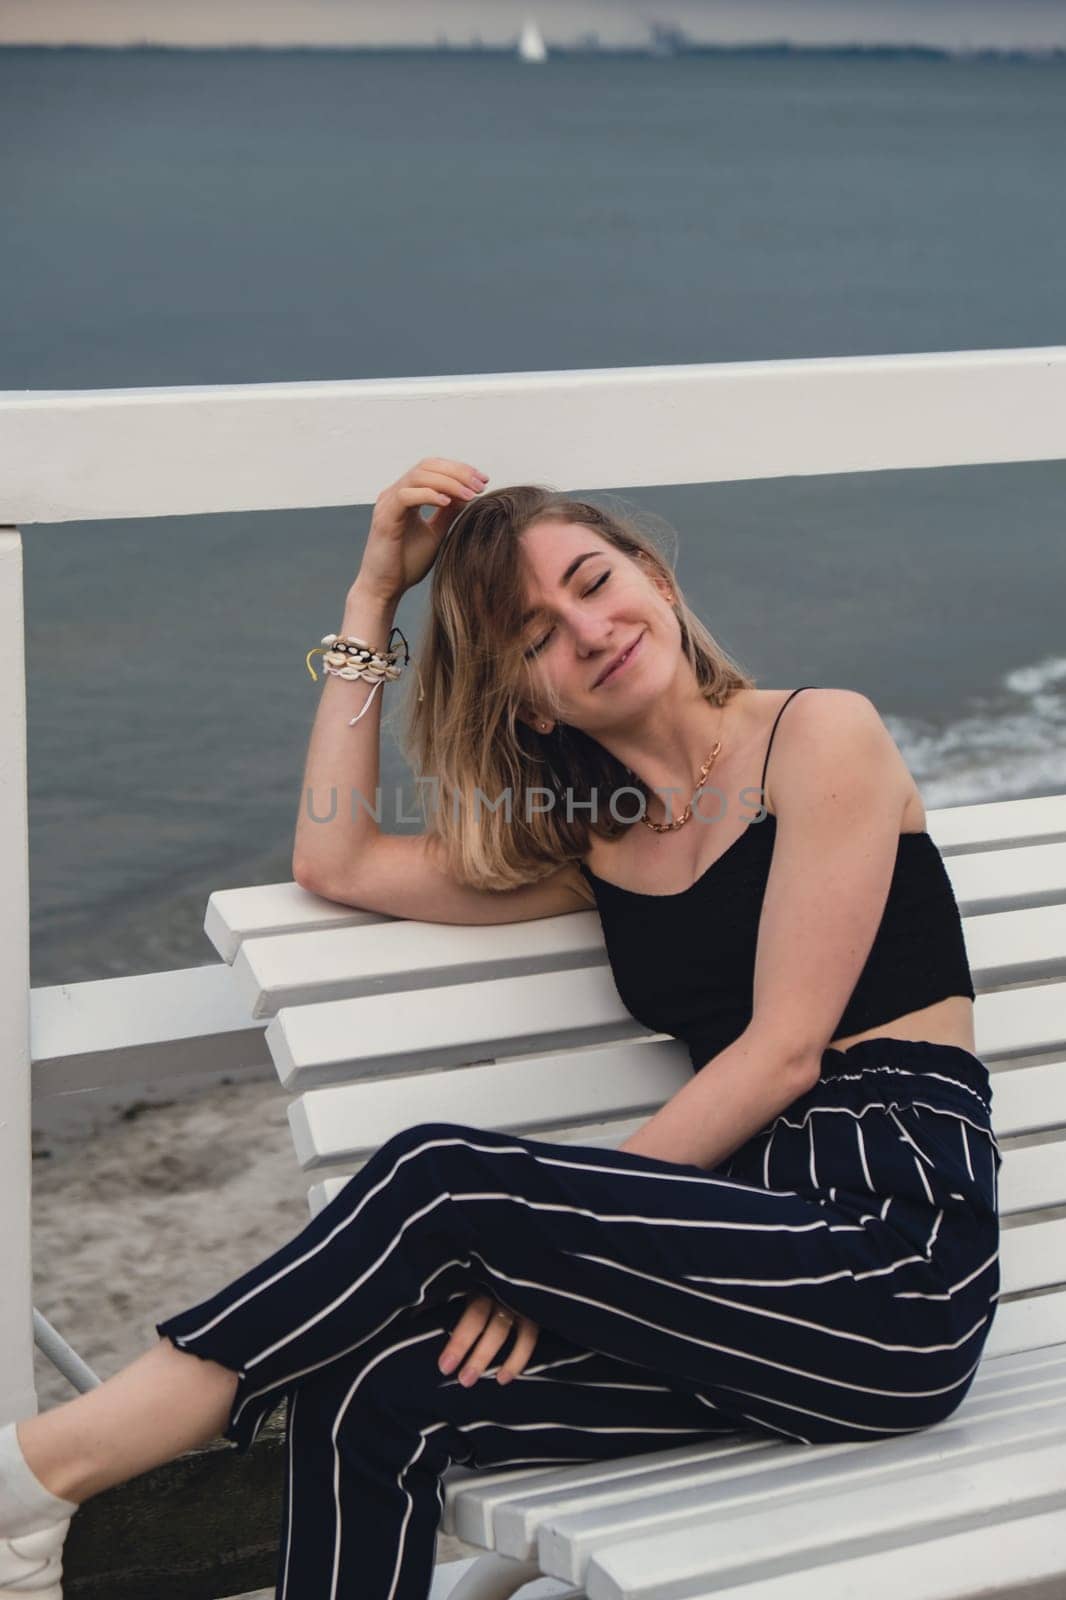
[3,43,1065,63]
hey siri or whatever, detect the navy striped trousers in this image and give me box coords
[157,1036,1002,1600]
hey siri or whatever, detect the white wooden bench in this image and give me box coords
[202,788,1066,1600]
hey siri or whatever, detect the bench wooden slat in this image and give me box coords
[1002,1217,1066,1298]
[674,1505,1066,1600]
[266,968,653,1088]
[205,880,389,963]
[961,902,1066,983]
[289,1055,1059,1169]
[929,793,1066,853]
[266,968,1066,1092]
[539,1414,1066,1593]
[29,964,270,1097]
[233,911,605,1022]
[990,1059,1066,1136]
[997,1140,1064,1216]
[950,840,1066,913]
[482,1349,1066,1561]
[288,1044,691,1167]
[983,1290,1066,1362]
[972,979,1066,1059]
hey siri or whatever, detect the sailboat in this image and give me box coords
[518,16,548,63]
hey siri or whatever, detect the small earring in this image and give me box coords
[539,721,552,733]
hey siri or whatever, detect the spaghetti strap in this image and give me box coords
[760,686,818,797]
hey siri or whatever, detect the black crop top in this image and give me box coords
[578,686,976,1071]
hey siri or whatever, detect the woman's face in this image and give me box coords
[517,519,679,733]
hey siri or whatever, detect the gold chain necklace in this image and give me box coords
[639,718,725,834]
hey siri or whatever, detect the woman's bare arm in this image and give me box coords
[291,580,400,889]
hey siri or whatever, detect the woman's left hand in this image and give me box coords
[438,1292,540,1386]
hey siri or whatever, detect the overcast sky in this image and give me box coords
[3,0,1066,50]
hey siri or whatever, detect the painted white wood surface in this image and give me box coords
[458,1348,1065,1554]
[29,963,270,1098]
[961,903,1066,983]
[579,1430,1066,1600]
[931,792,1066,852]
[992,1059,1066,1135]
[439,1349,1066,1578]
[1,346,1064,525]
[670,1507,1066,1600]
[576,1440,1062,1600]
[439,1347,1066,1540]
[489,1352,1066,1564]
[0,530,36,1423]
[536,1398,1066,1587]
[288,1044,706,1167]
[430,1558,575,1600]
[266,966,653,1088]
[293,1052,1063,1170]
[204,880,389,965]
[949,841,1066,913]
[983,1293,1066,1361]
[232,911,605,1022]
[1006,1218,1066,1299]
[971,980,1066,1059]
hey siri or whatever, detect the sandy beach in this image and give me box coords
[31,1076,481,1570]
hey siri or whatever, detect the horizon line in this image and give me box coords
[3,40,1065,60]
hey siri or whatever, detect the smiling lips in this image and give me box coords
[595,631,645,688]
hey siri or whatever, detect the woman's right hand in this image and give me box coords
[356,457,490,603]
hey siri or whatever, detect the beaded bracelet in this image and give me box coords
[305,625,422,725]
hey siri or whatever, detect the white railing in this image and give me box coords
[2,344,1065,1424]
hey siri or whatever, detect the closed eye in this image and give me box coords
[525,572,610,660]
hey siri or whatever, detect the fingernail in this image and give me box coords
[439,1354,457,1373]
[459,1368,477,1387]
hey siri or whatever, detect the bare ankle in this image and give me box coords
[13,1339,238,1508]
[15,1419,85,1509]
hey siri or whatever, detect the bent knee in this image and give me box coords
[348,1321,458,1411]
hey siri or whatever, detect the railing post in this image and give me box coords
[0,527,37,1423]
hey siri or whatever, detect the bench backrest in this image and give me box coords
[204,792,1066,1367]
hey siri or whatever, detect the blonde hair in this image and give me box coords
[396,486,756,890]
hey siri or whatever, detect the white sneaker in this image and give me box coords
[0,1515,70,1598]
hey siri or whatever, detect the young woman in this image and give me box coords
[1,458,1000,1600]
